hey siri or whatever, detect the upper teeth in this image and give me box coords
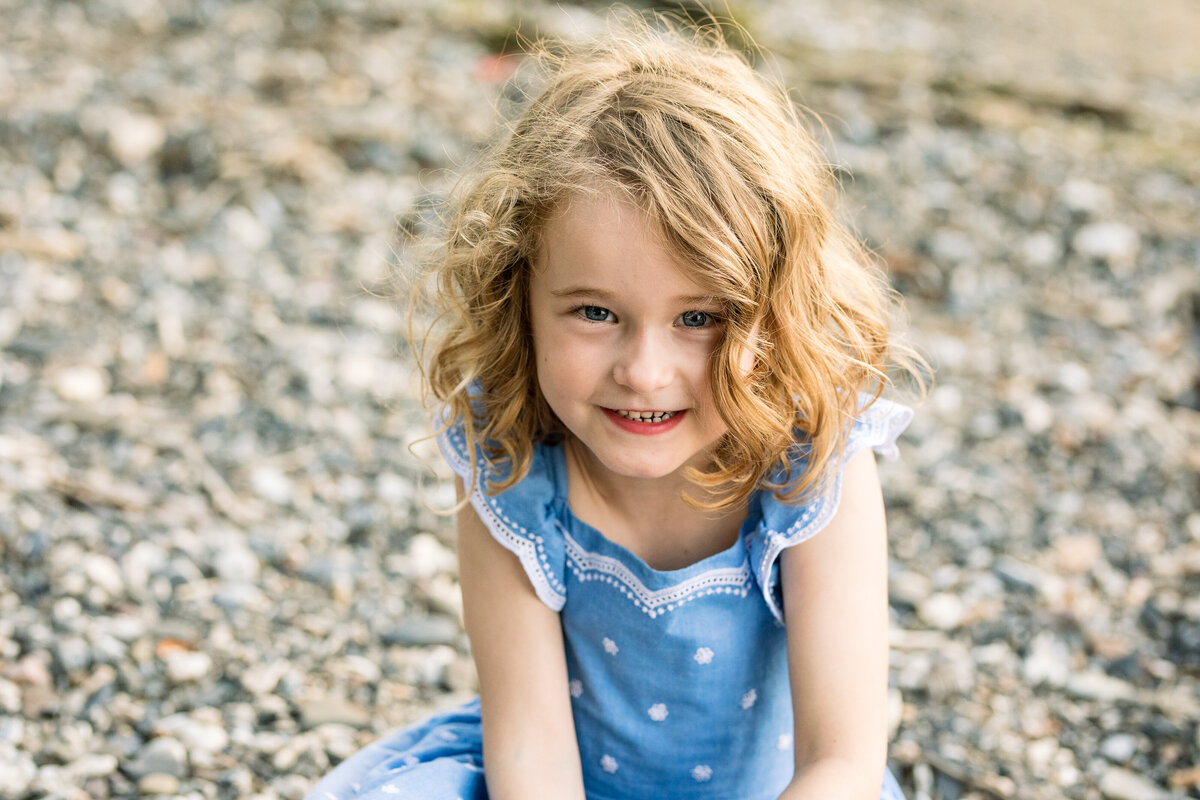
[615,410,676,422]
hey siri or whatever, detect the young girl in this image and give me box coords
[308,17,918,800]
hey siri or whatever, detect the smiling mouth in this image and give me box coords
[611,409,679,423]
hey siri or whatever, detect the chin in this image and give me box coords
[596,454,686,481]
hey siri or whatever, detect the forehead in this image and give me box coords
[534,192,713,299]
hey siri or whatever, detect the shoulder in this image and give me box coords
[746,393,913,623]
[437,412,570,611]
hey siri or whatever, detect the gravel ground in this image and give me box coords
[1,1,1198,799]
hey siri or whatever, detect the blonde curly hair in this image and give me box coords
[419,16,921,510]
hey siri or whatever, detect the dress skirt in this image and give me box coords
[304,699,908,800]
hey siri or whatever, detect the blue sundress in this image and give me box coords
[306,397,913,800]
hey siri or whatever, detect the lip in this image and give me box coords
[602,407,687,436]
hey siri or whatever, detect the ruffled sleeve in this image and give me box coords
[747,395,913,624]
[436,415,567,611]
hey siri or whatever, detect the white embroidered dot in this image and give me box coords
[692,765,713,782]
[741,689,758,709]
[569,679,583,698]
[402,755,419,768]
[648,703,668,721]
[380,786,401,795]
[437,729,458,741]
[693,647,714,665]
[777,733,793,751]
[602,637,619,655]
[600,754,618,773]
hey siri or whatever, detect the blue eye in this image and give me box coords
[579,306,614,322]
[679,310,714,328]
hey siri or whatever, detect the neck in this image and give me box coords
[562,437,747,570]
[564,436,697,521]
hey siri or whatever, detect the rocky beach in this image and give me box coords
[1,1,1197,798]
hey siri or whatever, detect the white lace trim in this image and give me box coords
[562,524,751,618]
[757,401,912,622]
[438,427,566,611]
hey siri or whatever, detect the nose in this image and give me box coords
[612,329,674,395]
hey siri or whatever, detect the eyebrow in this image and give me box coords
[549,286,719,306]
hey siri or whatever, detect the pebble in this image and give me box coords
[917,593,965,631]
[1073,222,1140,269]
[1100,734,1139,763]
[107,112,167,168]
[136,773,180,796]
[163,651,212,684]
[0,745,36,794]
[1023,631,1072,687]
[125,737,188,779]
[240,661,290,696]
[382,614,461,647]
[52,365,110,402]
[68,753,118,779]
[1100,768,1170,800]
[153,709,229,753]
[212,541,261,583]
[300,697,370,729]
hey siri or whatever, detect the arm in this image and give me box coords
[455,479,587,800]
[775,450,891,800]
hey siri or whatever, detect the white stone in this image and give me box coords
[213,542,260,583]
[82,554,125,598]
[1065,670,1134,703]
[164,650,212,683]
[1074,222,1139,268]
[1060,179,1110,214]
[250,466,292,505]
[1021,232,1061,266]
[918,593,965,630]
[1099,767,1169,800]
[406,533,457,579]
[107,111,166,167]
[66,754,118,779]
[0,745,36,793]
[1023,631,1072,687]
[1055,362,1092,394]
[1100,733,1138,763]
[1016,394,1054,434]
[241,661,289,695]
[154,711,229,753]
[53,365,109,402]
[52,597,82,626]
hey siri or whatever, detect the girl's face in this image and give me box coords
[530,191,742,487]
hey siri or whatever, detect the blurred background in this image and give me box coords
[0,1,1197,798]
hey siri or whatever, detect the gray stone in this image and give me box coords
[382,615,460,647]
[125,737,188,779]
[300,697,370,729]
